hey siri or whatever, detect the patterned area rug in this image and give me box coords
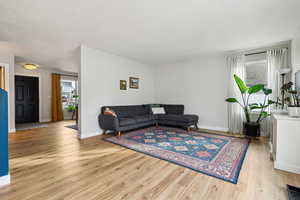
[104,126,249,184]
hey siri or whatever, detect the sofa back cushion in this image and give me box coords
[101,105,150,118]
[162,104,184,115]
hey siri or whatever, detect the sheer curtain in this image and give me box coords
[227,55,245,134]
[267,48,289,104]
[265,48,289,137]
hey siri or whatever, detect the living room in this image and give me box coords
[1,0,300,199]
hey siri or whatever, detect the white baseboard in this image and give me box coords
[198,125,229,132]
[9,128,16,133]
[269,141,273,154]
[79,132,102,139]
[0,174,10,187]
[40,119,51,123]
[63,117,73,120]
[274,162,300,174]
[40,118,74,123]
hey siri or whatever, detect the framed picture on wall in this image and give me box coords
[120,80,127,90]
[129,77,139,89]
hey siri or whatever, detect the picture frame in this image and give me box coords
[120,80,127,90]
[129,77,139,89]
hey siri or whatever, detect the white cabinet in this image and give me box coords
[272,113,300,174]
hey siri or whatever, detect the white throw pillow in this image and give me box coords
[152,107,165,114]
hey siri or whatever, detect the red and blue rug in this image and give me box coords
[104,126,249,184]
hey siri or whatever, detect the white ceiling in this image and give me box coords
[0,0,300,72]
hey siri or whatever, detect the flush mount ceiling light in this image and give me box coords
[23,64,39,70]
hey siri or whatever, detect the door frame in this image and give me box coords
[14,73,42,123]
[0,63,14,132]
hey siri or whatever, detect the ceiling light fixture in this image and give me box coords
[23,64,39,70]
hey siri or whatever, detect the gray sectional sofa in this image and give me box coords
[98,104,198,137]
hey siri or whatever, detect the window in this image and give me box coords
[245,61,268,87]
[245,60,268,105]
[61,79,78,111]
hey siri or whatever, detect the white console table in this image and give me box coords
[271,113,300,174]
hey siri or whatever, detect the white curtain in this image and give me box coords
[227,55,245,134]
[267,48,289,104]
[265,48,289,137]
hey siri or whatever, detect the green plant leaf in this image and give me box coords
[249,103,259,107]
[248,84,264,94]
[67,104,75,112]
[225,98,238,103]
[288,90,298,94]
[234,75,248,94]
[263,88,272,95]
[250,105,261,110]
[260,111,269,118]
[250,105,269,110]
[268,100,276,105]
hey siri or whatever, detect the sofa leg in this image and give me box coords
[195,123,198,129]
[156,122,158,127]
[187,127,191,132]
[102,130,107,135]
[118,131,121,138]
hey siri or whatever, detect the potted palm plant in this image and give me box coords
[226,75,274,137]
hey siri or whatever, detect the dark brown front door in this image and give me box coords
[15,75,39,123]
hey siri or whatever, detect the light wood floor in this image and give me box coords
[0,121,299,200]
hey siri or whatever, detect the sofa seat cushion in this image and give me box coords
[133,115,156,123]
[158,114,198,123]
[119,118,136,126]
[182,114,199,123]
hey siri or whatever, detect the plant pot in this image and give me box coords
[243,122,260,137]
[288,106,300,118]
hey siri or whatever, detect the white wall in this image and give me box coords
[292,28,300,78]
[154,54,229,131]
[0,54,15,132]
[79,46,155,138]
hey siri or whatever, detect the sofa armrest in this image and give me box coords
[98,114,119,131]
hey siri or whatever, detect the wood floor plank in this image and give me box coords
[0,120,299,200]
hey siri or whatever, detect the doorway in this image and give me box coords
[0,66,5,90]
[15,75,39,123]
[61,78,78,120]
